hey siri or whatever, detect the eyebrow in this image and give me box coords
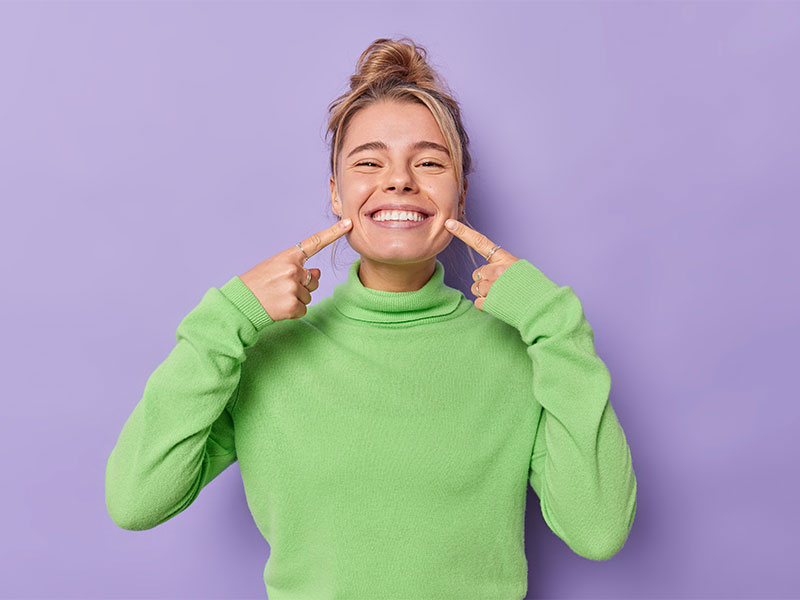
[346,140,450,159]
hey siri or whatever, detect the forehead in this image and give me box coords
[344,101,446,147]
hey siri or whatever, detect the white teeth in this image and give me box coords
[372,210,427,222]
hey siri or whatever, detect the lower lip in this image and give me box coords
[367,215,432,229]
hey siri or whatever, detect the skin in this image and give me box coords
[238,218,353,322]
[443,217,519,312]
[240,99,522,322]
[328,99,520,308]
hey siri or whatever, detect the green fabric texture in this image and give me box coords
[105,256,637,599]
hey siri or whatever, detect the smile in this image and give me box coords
[368,212,432,229]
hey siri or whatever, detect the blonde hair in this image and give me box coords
[325,37,480,280]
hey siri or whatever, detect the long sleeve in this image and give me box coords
[482,259,637,561]
[105,275,274,531]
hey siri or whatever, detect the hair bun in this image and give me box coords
[350,37,439,92]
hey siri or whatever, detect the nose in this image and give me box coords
[383,162,417,193]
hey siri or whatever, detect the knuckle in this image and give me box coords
[307,233,322,250]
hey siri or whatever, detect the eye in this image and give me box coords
[355,160,444,168]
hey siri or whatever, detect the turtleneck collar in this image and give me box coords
[331,257,464,325]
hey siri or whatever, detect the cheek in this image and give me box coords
[344,178,378,198]
[424,183,459,208]
[338,181,373,211]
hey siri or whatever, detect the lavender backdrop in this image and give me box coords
[1,1,797,598]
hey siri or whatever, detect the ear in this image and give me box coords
[330,176,341,217]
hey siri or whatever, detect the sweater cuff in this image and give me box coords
[219,275,274,332]
[482,259,560,331]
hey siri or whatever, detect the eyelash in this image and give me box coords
[356,161,443,168]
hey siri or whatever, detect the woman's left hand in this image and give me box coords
[444,218,520,311]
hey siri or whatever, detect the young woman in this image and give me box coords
[106,37,637,599]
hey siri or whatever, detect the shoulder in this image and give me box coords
[248,297,330,349]
[450,300,530,352]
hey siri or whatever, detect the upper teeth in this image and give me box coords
[372,210,427,222]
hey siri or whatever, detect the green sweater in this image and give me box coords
[105,256,637,599]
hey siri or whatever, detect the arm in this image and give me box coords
[482,259,637,561]
[105,276,274,531]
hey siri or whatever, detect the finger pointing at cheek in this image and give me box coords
[238,218,353,322]
[444,218,520,311]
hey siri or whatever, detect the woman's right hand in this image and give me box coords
[238,218,353,322]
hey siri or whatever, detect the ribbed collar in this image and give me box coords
[332,257,464,325]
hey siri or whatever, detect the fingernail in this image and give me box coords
[340,218,352,228]
[445,219,457,230]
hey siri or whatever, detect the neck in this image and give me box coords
[357,256,438,292]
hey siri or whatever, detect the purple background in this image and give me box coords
[1,1,798,598]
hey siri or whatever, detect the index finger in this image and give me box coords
[444,219,504,263]
[295,218,352,262]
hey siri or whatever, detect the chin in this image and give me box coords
[358,247,440,266]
